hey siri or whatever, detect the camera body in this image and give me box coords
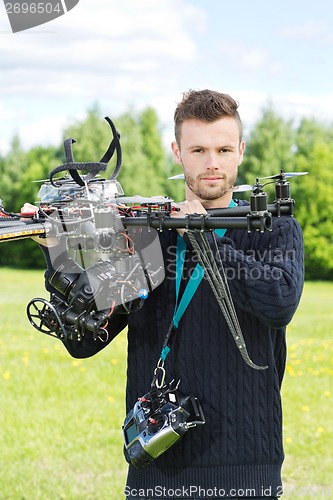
[123,383,205,468]
[44,256,146,340]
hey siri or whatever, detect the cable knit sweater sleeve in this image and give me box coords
[192,214,304,329]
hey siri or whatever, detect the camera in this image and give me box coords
[26,252,151,341]
[123,382,205,468]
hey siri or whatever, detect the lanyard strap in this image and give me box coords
[160,199,236,361]
[173,199,236,327]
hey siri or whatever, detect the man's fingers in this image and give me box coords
[20,202,38,214]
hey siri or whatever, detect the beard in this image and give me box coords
[184,171,238,201]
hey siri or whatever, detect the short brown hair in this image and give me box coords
[174,89,243,144]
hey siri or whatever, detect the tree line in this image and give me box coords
[0,104,332,280]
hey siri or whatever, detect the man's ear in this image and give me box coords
[171,141,182,165]
[238,140,245,166]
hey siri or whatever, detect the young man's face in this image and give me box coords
[171,117,245,207]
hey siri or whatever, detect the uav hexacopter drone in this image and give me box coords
[0,116,307,370]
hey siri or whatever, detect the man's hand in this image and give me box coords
[171,200,207,237]
[20,202,39,216]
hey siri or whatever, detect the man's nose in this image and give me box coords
[205,153,219,170]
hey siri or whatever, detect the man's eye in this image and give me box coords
[220,148,231,153]
[192,148,203,153]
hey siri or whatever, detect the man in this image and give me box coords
[23,89,304,499]
[170,91,245,224]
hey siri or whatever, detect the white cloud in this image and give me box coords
[0,0,201,109]
[279,20,329,41]
[18,113,71,150]
[282,93,333,122]
[1,0,333,157]
[182,4,208,35]
[235,90,333,138]
[0,0,206,153]
[242,49,268,70]
[217,40,283,76]
[1,0,199,73]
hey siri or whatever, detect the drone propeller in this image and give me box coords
[168,175,258,193]
[168,170,308,195]
[115,196,173,205]
[169,171,308,183]
[231,184,255,193]
[259,171,308,180]
[31,178,51,183]
[168,174,185,180]
[226,170,309,193]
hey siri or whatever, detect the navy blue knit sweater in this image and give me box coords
[62,204,304,498]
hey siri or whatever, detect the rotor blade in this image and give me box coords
[115,196,173,204]
[283,171,308,178]
[259,171,308,180]
[168,174,185,180]
[231,184,254,192]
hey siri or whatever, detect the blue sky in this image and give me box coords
[1,0,333,154]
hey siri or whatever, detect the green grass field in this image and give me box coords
[0,268,332,499]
